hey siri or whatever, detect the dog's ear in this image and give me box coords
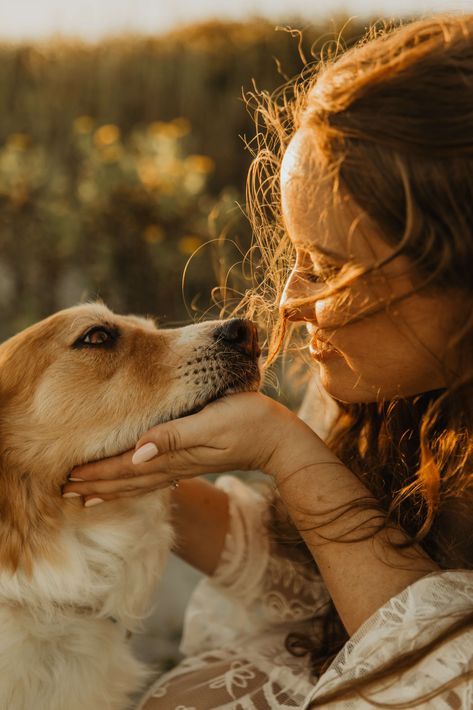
[0,434,61,574]
[0,336,61,572]
[0,453,33,572]
[0,465,62,575]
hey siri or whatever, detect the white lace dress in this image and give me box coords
[137,474,473,709]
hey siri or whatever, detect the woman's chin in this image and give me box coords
[318,363,379,404]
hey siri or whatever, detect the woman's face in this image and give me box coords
[280,128,461,403]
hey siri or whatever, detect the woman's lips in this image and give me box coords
[309,338,342,362]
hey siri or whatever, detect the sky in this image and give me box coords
[1,0,473,41]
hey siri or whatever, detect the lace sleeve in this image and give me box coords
[211,475,328,623]
[303,570,473,708]
[179,474,328,657]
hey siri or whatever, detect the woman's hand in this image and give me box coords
[62,391,322,505]
[62,389,438,634]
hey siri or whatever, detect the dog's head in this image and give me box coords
[0,303,261,572]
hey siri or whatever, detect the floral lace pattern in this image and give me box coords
[303,570,473,708]
[137,477,473,710]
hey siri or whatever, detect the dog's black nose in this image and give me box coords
[214,318,261,359]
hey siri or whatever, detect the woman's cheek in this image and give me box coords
[315,297,342,330]
[315,295,365,357]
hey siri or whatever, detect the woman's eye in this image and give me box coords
[292,251,343,287]
[299,269,320,284]
[73,326,119,349]
[312,261,343,282]
[296,265,340,284]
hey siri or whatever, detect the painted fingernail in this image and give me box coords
[68,476,84,481]
[132,442,158,465]
[84,498,104,507]
[62,491,81,498]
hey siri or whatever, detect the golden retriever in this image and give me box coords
[0,302,260,710]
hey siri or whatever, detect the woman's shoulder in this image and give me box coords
[338,569,473,659]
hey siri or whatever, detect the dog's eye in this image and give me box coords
[73,326,119,349]
[84,329,112,345]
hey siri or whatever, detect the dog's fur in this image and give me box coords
[0,303,260,710]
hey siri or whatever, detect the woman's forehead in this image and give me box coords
[281,131,350,258]
[280,129,391,264]
[281,128,323,186]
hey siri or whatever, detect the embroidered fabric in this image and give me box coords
[303,569,473,708]
[137,475,473,709]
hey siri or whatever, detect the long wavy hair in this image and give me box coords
[241,14,473,707]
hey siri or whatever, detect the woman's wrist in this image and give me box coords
[263,411,339,480]
[266,429,438,635]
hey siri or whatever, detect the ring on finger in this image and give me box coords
[170,479,180,490]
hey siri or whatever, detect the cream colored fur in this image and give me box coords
[0,303,259,710]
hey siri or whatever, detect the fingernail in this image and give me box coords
[84,498,104,507]
[62,491,81,498]
[132,442,158,465]
[68,476,84,482]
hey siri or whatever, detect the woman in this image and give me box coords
[63,14,473,708]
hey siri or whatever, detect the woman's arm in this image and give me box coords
[64,392,439,635]
[170,477,229,576]
[270,454,439,635]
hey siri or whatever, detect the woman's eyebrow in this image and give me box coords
[296,240,347,263]
[313,245,347,262]
[280,212,347,262]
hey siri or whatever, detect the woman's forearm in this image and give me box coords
[170,477,230,576]
[269,422,439,636]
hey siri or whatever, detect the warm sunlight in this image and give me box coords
[2,0,473,40]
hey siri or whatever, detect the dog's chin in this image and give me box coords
[89,375,261,465]
[177,382,258,420]
[159,369,261,425]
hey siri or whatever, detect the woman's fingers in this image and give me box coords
[63,471,174,500]
[71,450,135,482]
[62,394,271,505]
[63,446,224,501]
[82,485,170,507]
[70,445,181,483]
[134,403,225,459]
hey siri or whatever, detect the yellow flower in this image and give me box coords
[100,145,123,163]
[94,124,120,147]
[137,159,160,188]
[178,236,204,255]
[171,117,191,137]
[73,116,95,134]
[185,155,215,173]
[143,224,165,244]
[148,117,190,140]
[6,133,30,151]
[78,182,97,202]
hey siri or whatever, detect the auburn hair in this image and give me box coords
[242,13,473,707]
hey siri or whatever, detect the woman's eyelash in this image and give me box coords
[297,264,341,283]
[300,270,321,283]
[293,249,344,284]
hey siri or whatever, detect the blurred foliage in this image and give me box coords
[0,18,369,340]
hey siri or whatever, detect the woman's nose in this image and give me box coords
[279,271,317,322]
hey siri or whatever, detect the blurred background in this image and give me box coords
[1,0,473,341]
[1,0,472,680]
